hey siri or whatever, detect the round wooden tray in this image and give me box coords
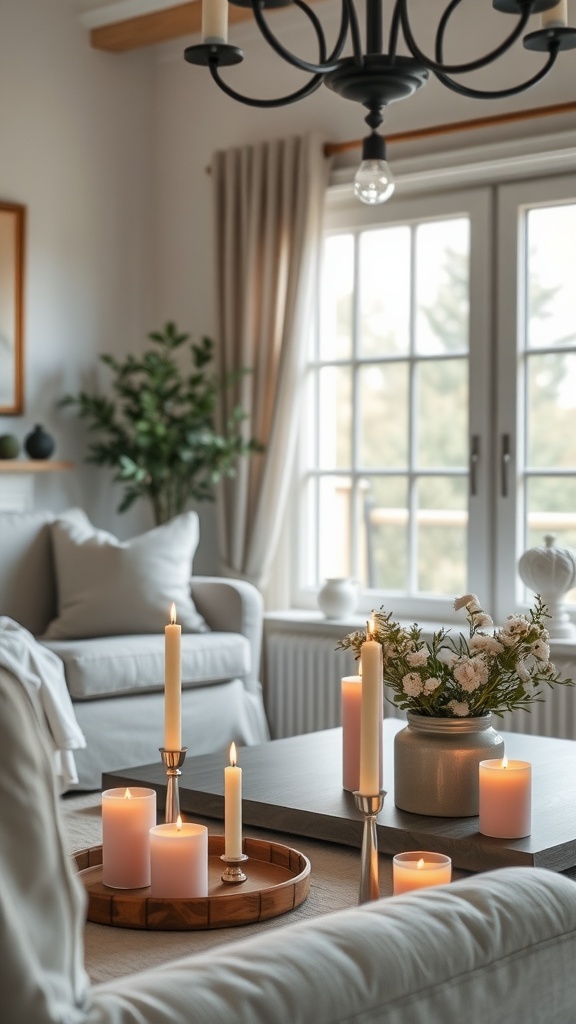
[74,834,311,931]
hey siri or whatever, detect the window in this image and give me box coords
[294,172,576,624]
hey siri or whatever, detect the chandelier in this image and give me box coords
[184,1,576,205]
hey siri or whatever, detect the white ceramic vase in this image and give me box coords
[317,578,357,619]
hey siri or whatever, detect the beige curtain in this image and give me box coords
[212,133,329,591]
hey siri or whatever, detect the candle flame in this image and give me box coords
[176,815,183,831]
[124,788,132,800]
[170,602,177,625]
[229,741,237,767]
[417,858,425,869]
[502,754,508,769]
[366,616,375,640]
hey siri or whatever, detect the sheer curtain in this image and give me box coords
[212,133,329,597]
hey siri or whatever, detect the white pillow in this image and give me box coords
[43,511,207,640]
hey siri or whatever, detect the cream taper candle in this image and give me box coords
[202,0,228,43]
[164,602,182,751]
[541,1,567,27]
[225,742,243,859]
[359,620,382,796]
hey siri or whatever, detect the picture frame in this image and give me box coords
[0,201,25,415]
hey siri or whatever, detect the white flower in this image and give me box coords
[453,657,489,692]
[469,634,504,656]
[447,699,470,717]
[516,659,530,682]
[402,672,424,697]
[454,594,479,611]
[439,650,459,669]
[473,612,494,628]
[500,615,531,645]
[407,649,428,667]
[532,639,550,664]
[424,677,441,693]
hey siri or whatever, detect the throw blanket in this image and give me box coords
[0,617,86,786]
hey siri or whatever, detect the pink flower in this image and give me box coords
[453,594,479,611]
[447,699,470,717]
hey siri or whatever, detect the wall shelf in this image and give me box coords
[0,460,74,472]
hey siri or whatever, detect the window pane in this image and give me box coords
[525,476,576,606]
[358,226,411,356]
[527,204,576,350]
[416,358,468,468]
[415,218,470,355]
[319,366,352,469]
[526,352,576,468]
[361,476,408,591]
[358,363,409,468]
[320,235,354,360]
[417,477,468,595]
[318,475,352,581]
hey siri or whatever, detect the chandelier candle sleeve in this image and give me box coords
[102,787,157,889]
[542,1,567,27]
[393,852,452,895]
[164,603,181,751]
[359,621,382,796]
[150,818,209,898]
[479,758,532,838]
[202,0,228,44]
[225,742,243,859]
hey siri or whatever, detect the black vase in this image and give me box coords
[24,424,55,460]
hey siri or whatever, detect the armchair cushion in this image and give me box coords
[42,512,207,640]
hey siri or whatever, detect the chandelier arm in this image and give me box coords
[400,0,533,76]
[388,0,402,57]
[433,45,558,99]
[208,61,325,107]
[344,0,364,65]
[250,0,349,75]
[435,0,465,64]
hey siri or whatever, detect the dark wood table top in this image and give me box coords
[103,720,576,873]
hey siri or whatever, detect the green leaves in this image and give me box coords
[59,323,262,524]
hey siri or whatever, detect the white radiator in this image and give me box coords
[264,631,576,741]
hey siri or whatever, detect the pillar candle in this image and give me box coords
[342,671,383,793]
[225,742,243,859]
[393,851,452,895]
[358,621,382,796]
[541,1,567,27]
[102,787,157,889]
[150,818,208,898]
[164,602,182,751]
[479,757,532,838]
[202,0,228,43]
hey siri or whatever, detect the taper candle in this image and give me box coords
[541,0,567,27]
[102,787,157,889]
[342,668,383,793]
[164,602,182,751]
[225,742,243,859]
[202,0,228,43]
[479,756,532,838]
[358,620,382,796]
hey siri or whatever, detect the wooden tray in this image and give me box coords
[74,835,311,931]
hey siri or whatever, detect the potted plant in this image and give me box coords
[59,322,262,525]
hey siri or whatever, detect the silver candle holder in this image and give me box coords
[354,791,386,904]
[159,747,187,823]
[220,852,249,884]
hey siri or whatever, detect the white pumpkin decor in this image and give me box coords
[518,534,576,639]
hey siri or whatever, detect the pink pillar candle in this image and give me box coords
[479,758,532,838]
[342,674,383,793]
[150,819,208,898]
[102,787,157,889]
[393,851,452,895]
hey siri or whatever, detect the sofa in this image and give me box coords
[2,664,576,1024]
[0,507,269,790]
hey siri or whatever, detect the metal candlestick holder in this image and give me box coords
[159,747,187,823]
[220,853,249,884]
[354,791,386,904]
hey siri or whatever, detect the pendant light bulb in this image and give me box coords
[354,133,395,206]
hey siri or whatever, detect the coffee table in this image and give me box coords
[103,719,576,873]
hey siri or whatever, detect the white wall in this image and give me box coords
[1,0,575,574]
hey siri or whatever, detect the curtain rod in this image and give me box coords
[323,101,576,157]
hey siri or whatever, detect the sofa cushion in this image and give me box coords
[42,511,207,640]
[0,508,87,636]
[42,632,251,699]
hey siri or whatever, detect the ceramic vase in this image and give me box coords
[317,578,357,619]
[24,424,55,460]
[394,711,504,817]
[0,434,20,459]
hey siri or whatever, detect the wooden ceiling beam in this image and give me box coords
[90,1,274,51]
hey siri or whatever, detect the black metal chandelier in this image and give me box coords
[184,0,576,204]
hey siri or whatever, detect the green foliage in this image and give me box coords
[59,322,262,525]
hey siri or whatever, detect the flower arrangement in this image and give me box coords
[337,594,574,718]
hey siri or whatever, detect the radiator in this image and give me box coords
[264,631,576,741]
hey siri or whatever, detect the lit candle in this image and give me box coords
[225,742,243,859]
[202,0,228,43]
[358,619,382,796]
[479,756,532,838]
[541,1,567,27]
[102,787,157,889]
[342,667,383,793]
[393,851,452,895]
[150,816,208,898]
[164,602,182,751]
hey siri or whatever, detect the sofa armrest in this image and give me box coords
[191,577,263,694]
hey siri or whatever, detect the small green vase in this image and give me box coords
[0,434,20,459]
